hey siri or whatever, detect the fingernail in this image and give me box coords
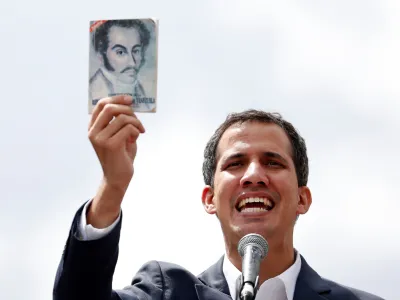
[124,95,132,102]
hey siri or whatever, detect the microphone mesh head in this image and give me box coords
[238,233,269,258]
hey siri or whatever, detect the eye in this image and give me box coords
[226,162,242,169]
[115,49,127,56]
[268,161,285,169]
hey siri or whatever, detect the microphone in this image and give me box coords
[237,233,269,300]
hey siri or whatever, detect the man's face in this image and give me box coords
[202,121,311,247]
[101,25,144,84]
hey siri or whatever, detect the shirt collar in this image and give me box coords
[222,250,301,300]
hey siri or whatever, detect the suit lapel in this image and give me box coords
[196,256,232,300]
[293,255,331,300]
[194,254,333,300]
[195,284,232,300]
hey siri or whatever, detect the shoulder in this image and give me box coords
[120,260,201,300]
[322,278,385,300]
[89,69,113,99]
[134,260,199,282]
[90,69,108,87]
[90,69,113,90]
[298,255,385,300]
[157,260,200,281]
[90,69,103,83]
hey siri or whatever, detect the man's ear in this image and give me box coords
[296,186,312,216]
[202,185,217,215]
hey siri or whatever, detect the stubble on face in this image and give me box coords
[211,122,302,251]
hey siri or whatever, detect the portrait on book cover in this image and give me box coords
[88,19,158,113]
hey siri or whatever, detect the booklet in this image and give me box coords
[88,18,158,113]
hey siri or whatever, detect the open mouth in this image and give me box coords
[236,197,275,213]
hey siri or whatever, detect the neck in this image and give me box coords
[226,236,296,286]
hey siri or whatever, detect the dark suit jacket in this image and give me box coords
[53,203,384,300]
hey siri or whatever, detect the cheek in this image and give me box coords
[214,174,240,211]
[107,52,125,69]
[271,175,299,205]
[133,53,142,63]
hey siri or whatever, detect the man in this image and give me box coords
[53,95,384,300]
[89,20,150,105]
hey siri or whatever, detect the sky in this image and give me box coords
[0,0,399,299]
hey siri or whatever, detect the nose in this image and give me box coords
[129,51,137,66]
[240,162,269,188]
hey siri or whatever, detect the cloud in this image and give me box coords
[1,0,398,299]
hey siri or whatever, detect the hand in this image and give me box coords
[87,95,145,228]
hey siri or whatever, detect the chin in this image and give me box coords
[118,75,136,84]
[123,79,136,84]
[234,224,273,240]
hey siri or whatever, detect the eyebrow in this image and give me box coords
[263,152,288,164]
[111,44,127,50]
[220,151,289,166]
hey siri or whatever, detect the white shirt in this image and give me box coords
[78,199,120,240]
[89,67,141,102]
[79,199,301,299]
[223,249,301,300]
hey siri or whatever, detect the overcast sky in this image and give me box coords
[0,0,399,299]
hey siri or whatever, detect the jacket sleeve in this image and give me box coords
[53,202,164,300]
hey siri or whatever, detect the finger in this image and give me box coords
[97,114,145,141]
[91,95,132,124]
[89,95,132,129]
[89,104,132,144]
[107,124,141,150]
[97,105,145,133]
[127,111,145,133]
[89,104,143,138]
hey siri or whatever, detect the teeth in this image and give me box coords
[239,199,246,208]
[238,197,269,208]
[241,207,267,213]
[237,197,274,212]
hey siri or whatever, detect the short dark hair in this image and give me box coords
[92,19,151,54]
[202,109,309,187]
